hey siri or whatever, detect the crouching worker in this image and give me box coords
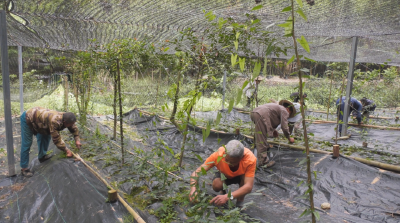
[336,97,363,135]
[276,102,303,136]
[189,140,256,208]
[360,97,376,123]
[20,107,82,177]
[250,100,295,167]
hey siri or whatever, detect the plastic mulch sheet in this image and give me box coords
[117,109,400,222]
[0,118,128,223]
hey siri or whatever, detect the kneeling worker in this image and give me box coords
[189,140,256,208]
[250,100,295,167]
[20,107,82,177]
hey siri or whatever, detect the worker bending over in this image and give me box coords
[189,140,256,208]
[290,92,307,105]
[360,97,376,123]
[250,100,295,167]
[276,102,303,136]
[20,107,81,177]
[336,97,363,134]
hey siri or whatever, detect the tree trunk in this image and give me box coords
[170,71,182,129]
[117,58,124,166]
[178,61,203,167]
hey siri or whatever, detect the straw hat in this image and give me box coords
[288,103,301,122]
[255,76,264,81]
[279,99,296,118]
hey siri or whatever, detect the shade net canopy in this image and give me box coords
[3,0,400,65]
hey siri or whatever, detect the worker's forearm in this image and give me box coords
[231,184,252,199]
[283,131,291,140]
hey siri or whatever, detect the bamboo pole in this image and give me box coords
[326,71,333,121]
[117,58,124,166]
[311,110,394,120]
[336,78,346,144]
[308,119,400,131]
[72,153,146,223]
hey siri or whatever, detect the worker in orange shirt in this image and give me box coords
[189,140,257,208]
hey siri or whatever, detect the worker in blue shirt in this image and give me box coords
[336,96,363,134]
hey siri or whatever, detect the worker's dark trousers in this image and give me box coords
[250,112,270,166]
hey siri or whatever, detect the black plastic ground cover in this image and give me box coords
[119,109,400,222]
[0,118,128,223]
[191,108,400,163]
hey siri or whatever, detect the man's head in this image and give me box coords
[303,93,307,98]
[255,76,263,84]
[360,97,367,106]
[224,140,244,167]
[279,100,295,118]
[63,112,77,128]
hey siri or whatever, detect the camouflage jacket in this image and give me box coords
[25,107,79,151]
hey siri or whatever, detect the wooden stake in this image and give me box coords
[63,76,69,111]
[235,128,240,135]
[332,145,340,158]
[335,78,346,144]
[108,189,118,203]
[326,71,333,120]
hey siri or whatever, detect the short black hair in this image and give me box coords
[360,97,367,105]
[63,112,77,124]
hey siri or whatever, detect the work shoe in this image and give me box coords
[21,169,33,177]
[39,154,53,163]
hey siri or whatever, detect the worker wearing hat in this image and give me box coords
[276,102,302,136]
[250,100,295,167]
[243,76,263,107]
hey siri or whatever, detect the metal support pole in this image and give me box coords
[222,70,226,110]
[342,36,358,136]
[18,45,23,114]
[0,10,16,176]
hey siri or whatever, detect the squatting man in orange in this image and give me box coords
[189,140,257,208]
[20,107,81,177]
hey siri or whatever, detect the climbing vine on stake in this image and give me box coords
[275,0,318,221]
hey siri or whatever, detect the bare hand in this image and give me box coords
[210,194,229,206]
[76,141,82,150]
[189,188,198,203]
[289,138,295,144]
[65,149,73,158]
[273,130,279,138]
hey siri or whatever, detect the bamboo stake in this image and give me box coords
[311,110,394,120]
[326,71,333,120]
[72,153,146,223]
[336,78,346,144]
[309,119,400,130]
[117,58,124,166]
[290,1,315,220]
